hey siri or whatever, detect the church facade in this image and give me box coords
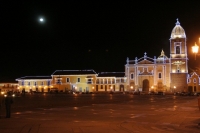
[16,19,196,93]
[125,19,188,92]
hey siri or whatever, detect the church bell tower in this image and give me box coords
[170,19,188,92]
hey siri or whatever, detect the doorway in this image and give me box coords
[143,79,149,92]
[119,85,124,92]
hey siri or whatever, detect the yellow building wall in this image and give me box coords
[52,75,96,92]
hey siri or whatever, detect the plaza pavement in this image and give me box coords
[0,94,200,133]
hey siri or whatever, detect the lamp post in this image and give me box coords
[192,42,199,60]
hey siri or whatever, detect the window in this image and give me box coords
[28,82,30,86]
[158,73,162,79]
[130,73,134,79]
[176,46,180,54]
[66,78,70,83]
[56,78,62,84]
[41,82,44,85]
[194,86,197,92]
[77,78,80,82]
[79,87,82,92]
[34,82,37,86]
[22,81,24,86]
[87,78,92,84]
[101,85,103,89]
[47,80,51,86]
[193,78,196,83]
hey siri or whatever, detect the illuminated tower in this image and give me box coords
[170,19,188,92]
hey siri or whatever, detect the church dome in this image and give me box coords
[170,19,186,39]
[157,50,168,59]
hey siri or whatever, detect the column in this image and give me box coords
[154,66,157,85]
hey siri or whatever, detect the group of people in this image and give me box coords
[0,90,14,118]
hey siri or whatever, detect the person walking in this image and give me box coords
[5,92,13,118]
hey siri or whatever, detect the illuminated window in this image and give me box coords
[66,78,70,83]
[77,78,80,82]
[158,73,162,79]
[130,73,134,79]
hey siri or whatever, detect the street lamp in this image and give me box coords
[131,86,133,90]
[92,87,94,92]
[192,42,199,60]
[151,86,154,91]
[130,86,133,93]
[174,86,176,92]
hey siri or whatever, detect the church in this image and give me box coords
[125,19,188,92]
[15,19,193,93]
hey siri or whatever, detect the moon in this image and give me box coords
[38,17,45,23]
[40,18,44,22]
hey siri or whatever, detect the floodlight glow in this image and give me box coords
[40,18,44,22]
[192,42,199,54]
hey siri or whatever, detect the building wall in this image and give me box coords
[51,75,96,92]
[125,63,171,92]
[187,72,200,92]
[18,80,52,92]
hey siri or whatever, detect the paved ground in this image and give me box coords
[0,93,200,133]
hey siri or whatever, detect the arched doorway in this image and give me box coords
[119,85,124,92]
[143,79,149,92]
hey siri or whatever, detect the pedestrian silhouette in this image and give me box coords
[5,92,13,118]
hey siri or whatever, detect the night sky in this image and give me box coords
[1,1,200,81]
